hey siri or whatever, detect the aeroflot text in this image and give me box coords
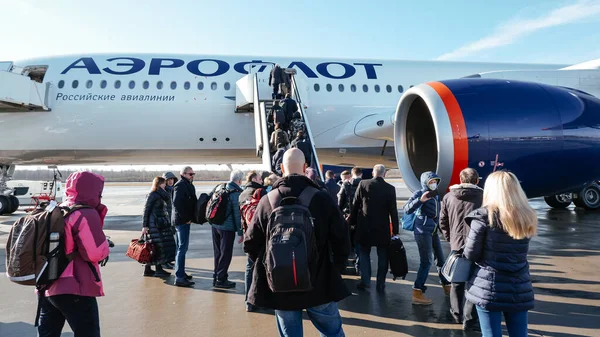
[60,57,383,80]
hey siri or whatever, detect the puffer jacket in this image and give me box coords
[143,188,176,265]
[439,183,483,251]
[46,171,110,297]
[162,171,178,220]
[403,171,441,235]
[464,207,534,312]
[210,181,243,236]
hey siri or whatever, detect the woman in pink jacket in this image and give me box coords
[38,171,110,337]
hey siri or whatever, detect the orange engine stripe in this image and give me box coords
[426,82,469,189]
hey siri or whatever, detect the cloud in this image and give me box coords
[437,0,600,61]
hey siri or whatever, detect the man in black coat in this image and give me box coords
[349,164,399,291]
[239,170,264,205]
[439,168,483,330]
[244,148,350,336]
[172,166,197,287]
[324,170,340,202]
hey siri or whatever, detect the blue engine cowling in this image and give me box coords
[394,78,600,198]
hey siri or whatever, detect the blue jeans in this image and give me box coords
[476,307,528,337]
[175,224,191,282]
[245,256,255,305]
[414,232,449,291]
[359,245,388,288]
[275,302,345,337]
[37,295,100,337]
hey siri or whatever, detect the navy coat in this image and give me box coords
[464,207,535,312]
[403,171,441,235]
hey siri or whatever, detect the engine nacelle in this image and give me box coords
[394,78,600,198]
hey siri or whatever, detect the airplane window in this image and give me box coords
[143,81,149,89]
[314,84,320,92]
[129,80,135,89]
[211,82,217,90]
[114,80,121,89]
[398,85,404,93]
[197,81,204,90]
[86,80,93,89]
[72,80,79,89]
[171,81,177,90]
[374,85,380,93]
[224,82,231,91]
[100,80,107,89]
[184,81,190,90]
[157,81,163,90]
[386,85,392,93]
[58,80,64,89]
[362,84,368,92]
[326,84,332,92]
[339,84,344,92]
[351,84,356,92]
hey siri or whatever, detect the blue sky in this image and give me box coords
[1,0,599,64]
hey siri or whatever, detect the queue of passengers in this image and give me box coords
[30,148,537,337]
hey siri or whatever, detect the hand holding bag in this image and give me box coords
[441,246,472,283]
[125,235,154,264]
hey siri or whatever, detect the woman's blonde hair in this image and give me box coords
[151,176,166,192]
[482,171,537,240]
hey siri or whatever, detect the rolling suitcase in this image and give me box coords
[388,236,409,280]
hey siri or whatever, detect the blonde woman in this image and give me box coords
[464,171,537,337]
[142,177,177,277]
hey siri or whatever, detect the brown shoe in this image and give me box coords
[412,288,433,305]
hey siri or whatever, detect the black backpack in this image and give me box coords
[264,187,319,293]
[205,184,231,225]
[195,193,210,224]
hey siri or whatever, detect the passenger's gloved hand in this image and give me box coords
[99,256,109,267]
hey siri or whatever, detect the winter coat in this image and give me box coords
[324,178,340,202]
[244,175,350,310]
[162,171,178,220]
[143,188,176,265]
[281,97,298,123]
[46,171,110,298]
[338,178,361,216]
[349,177,399,247]
[269,65,285,86]
[464,207,535,312]
[291,137,312,165]
[439,183,483,251]
[210,181,243,236]
[172,176,197,225]
[403,171,441,235]
[239,181,264,205]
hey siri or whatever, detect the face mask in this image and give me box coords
[428,182,438,190]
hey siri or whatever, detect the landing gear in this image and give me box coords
[0,164,17,215]
[544,194,572,209]
[573,183,600,210]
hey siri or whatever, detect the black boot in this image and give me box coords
[143,264,155,277]
[154,265,171,277]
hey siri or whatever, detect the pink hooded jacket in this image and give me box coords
[44,171,110,297]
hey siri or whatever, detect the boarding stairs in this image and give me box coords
[235,65,324,181]
[0,62,50,112]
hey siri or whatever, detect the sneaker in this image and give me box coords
[185,273,193,280]
[214,280,236,289]
[174,279,195,287]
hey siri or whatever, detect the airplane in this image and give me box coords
[0,54,599,215]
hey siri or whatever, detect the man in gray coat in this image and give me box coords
[439,168,483,331]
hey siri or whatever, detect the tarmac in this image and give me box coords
[0,180,599,337]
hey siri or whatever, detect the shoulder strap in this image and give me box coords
[297,186,319,208]
[267,189,282,211]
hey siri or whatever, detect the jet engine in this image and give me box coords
[394,78,600,208]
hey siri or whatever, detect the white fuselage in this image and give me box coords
[0,54,565,167]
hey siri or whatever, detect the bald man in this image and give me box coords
[244,148,350,336]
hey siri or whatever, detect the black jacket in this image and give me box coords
[324,178,340,202]
[349,177,399,247]
[172,176,197,225]
[272,148,285,175]
[338,178,361,215]
[143,188,176,265]
[239,181,264,206]
[464,208,534,312]
[269,65,285,86]
[281,97,298,123]
[439,183,483,251]
[243,175,351,310]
